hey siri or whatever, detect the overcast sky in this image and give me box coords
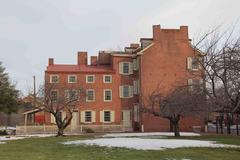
[0,0,240,95]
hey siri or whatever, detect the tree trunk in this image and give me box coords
[226,113,231,134]
[171,116,180,137]
[57,127,64,137]
[173,121,180,137]
[6,113,11,129]
[170,120,173,132]
[236,114,239,136]
[219,114,224,134]
[216,117,219,134]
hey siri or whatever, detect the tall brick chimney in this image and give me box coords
[130,43,140,49]
[77,52,88,65]
[153,25,161,41]
[48,58,54,65]
[90,56,98,65]
[180,26,189,40]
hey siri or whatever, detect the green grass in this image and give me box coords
[0,134,240,160]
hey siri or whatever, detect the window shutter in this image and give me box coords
[136,57,139,70]
[134,105,139,122]
[50,114,56,124]
[129,86,134,97]
[133,81,137,95]
[65,90,69,100]
[187,57,192,70]
[80,111,85,123]
[133,59,137,70]
[119,86,123,98]
[188,79,193,91]
[119,62,123,74]
[100,111,104,122]
[137,80,140,94]
[129,62,133,74]
[111,111,115,122]
[92,111,96,123]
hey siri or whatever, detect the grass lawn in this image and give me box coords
[0,134,240,160]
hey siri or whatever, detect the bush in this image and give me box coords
[0,130,8,135]
[84,128,95,133]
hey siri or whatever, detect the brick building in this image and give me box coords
[44,25,204,132]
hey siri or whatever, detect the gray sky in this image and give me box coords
[0,0,240,95]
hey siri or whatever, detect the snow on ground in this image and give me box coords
[0,134,55,144]
[17,134,55,138]
[0,136,25,141]
[102,132,200,138]
[63,137,239,150]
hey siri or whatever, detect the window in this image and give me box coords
[50,75,59,83]
[123,86,130,97]
[123,62,130,74]
[104,111,111,122]
[188,79,203,92]
[119,62,133,75]
[86,89,95,102]
[85,111,92,122]
[119,85,133,98]
[86,75,95,83]
[104,89,112,101]
[66,90,79,101]
[187,57,201,71]
[133,58,139,71]
[81,110,96,123]
[68,75,77,83]
[51,90,58,102]
[103,75,112,83]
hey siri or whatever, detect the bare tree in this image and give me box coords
[141,85,205,137]
[40,83,86,136]
[193,25,240,135]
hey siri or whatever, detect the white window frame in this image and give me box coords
[86,89,95,102]
[119,85,133,98]
[68,75,77,83]
[50,75,59,83]
[86,75,95,83]
[187,57,201,71]
[65,90,79,101]
[104,89,112,102]
[119,62,133,75]
[50,90,58,102]
[103,75,112,83]
[103,110,111,123]
[84,111,92,123]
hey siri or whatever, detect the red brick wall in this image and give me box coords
[140,25,205,132]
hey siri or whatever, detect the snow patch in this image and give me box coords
[103,132,200,138]
[0,141,6,144]
[0,136,25,141]
[63,137,239,150]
